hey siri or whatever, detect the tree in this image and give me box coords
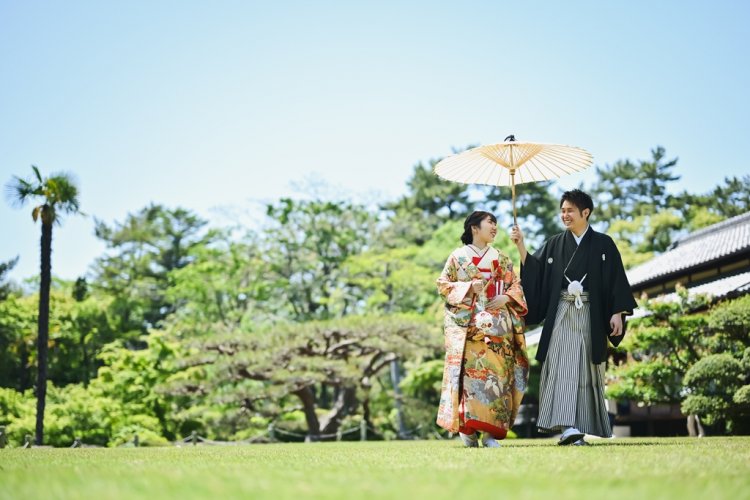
[681,295,750,433]
[587,147,686,267]
[673,175,750,228]
[263,198,376,321]
[681,352,749,433]
[592,146,680,224]
[50,280,117,387]
[164,314,438,441]
[709,176,750,217]
[6,166,81,444]
[92,204,215,339]
[381,157,472,246]
[482,180,561,244]
[608,291,750,435]
[0,293,37,391]
[0,256,19,300]
[607,287,711,406]
[166,235,272,331]
[395,159,472,219]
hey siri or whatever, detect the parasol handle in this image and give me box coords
[507,137,517,226]
[511,169,517,226]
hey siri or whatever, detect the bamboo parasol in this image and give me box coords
[433,135,593,224]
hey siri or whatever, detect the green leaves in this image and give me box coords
[31,165,42,183]
[7,166,81,227]
[681,354,746,426]
[611,290,750,432]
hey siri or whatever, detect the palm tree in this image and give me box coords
[6,166,81,445]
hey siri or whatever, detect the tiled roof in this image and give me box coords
[630,270,750,319]
[627,211,750,287]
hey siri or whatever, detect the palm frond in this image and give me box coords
[6,167,82,223]
[5,176,40,208]
[47,172,81,215]
[31,165,43,183]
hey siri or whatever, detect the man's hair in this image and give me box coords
[560,189,594,220]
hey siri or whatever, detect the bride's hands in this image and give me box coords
[486,295,509,311]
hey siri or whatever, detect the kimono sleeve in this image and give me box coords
[503,263,528,317]
[436,253,472,306]
[607,239,638,316]
[520,241,550,325]
[606,238,639,347]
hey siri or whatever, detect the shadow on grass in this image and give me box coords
[500,439,697,448]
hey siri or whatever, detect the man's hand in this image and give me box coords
[510,225,528,264]
[486,295,510,311]
[609,313,624,336]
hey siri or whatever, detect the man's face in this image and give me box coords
[560,200,589,232]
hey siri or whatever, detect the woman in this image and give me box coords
[436,211,529,448]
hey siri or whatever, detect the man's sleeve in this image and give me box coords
[520,241,549,325]
[607,239,639,347]
[609,240,638,316]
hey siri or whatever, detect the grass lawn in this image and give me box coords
[2,437,749,499]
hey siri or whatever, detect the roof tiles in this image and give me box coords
[627,211,750,287]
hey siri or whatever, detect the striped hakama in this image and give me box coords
[537,291,612,437]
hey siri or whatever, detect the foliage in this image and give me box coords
[607,288,711,405]
[4,146,750,445]
[0,256,19,300]
[166,235,272,331]
[0,293,37,391]
[399,359,443,403]
[6,165,81,225]
[675,175,750,222]
[610,290,750,434]
[482,180,562,244]
[1,330,178,447]
[592,147,679,223]
[163,314,439,439]
[707,295,750,341]
[384,158,472,229]
[0,284,117,391]
[92,204,216,337]
[681,354,745,426]
[263,198,376,320]
[6,165,82,445]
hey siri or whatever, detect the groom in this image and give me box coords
[510,189,636,445]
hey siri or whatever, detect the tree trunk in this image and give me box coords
[81,332,89,387]
[19,342,30,391]
[293,386,321,442]
[36,220,52,445]
[390,359,407,438]
[319,386,357,436]
[687,414,705,437]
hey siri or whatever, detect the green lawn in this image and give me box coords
[2,437,749,499]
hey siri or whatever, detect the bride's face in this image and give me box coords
[473,216,497,244]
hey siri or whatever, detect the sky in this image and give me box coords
[1,0,748,282]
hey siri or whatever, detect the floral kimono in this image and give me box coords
[436,246,529,438]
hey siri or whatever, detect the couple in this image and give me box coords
[436,189,637,447]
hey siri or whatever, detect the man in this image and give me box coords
[510,189,637,445]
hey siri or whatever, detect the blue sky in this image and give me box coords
[1,0,748,281]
